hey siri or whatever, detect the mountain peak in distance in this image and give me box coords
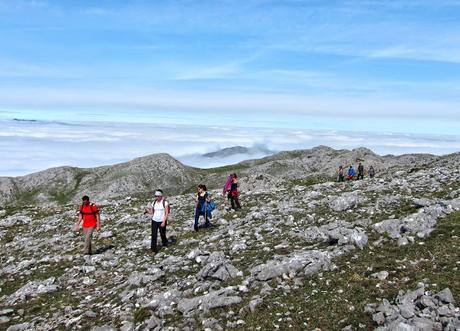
[203,145,274,158]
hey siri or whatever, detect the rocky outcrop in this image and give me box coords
[373,198,460,245]
[177,287,242,316]
[250,250,331,281]
[5,278,58,305]
[366,284,460,330]
[196,251,241,282]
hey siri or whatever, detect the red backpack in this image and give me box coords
[79,203,98,217]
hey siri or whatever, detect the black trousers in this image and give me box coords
[194,208,209,228]
[231,196,241,209]
[151,220,167,252]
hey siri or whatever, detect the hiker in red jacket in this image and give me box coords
[74,195,101,255]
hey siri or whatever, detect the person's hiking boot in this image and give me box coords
[194,225,199,232]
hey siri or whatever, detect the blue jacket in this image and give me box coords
[348,167,355,177]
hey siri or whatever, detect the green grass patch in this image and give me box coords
[0,229,16,245]
[208,163,251,175]
[431,180,460,200]
[289,175,335,188]
[134,307,152,325]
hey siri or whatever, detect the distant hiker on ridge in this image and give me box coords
[74,195,101,255]
[144,189,169,253]
[347,165,355,181]
[369,165,376,179]
[357,162,364,180]
[337,165,344,182]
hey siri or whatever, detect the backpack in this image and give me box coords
[223,174,233,193]
[207,200,216,212]
[199,193,215,214]
[79,203,98,217]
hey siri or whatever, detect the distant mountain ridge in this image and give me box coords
[0,146,448,207]
[203,145,275,158]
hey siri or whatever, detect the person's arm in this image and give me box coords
[144,201,154,215]
[161,202,169,228]
[74,213,82,232]
[204,193,209,214]
[96,212,101,232]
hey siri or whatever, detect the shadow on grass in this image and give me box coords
[93,244,115,255]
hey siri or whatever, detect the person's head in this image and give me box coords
[349,165,353,168]
[197,184,207,193]
[339,166,343,169]
[232,173,238,178]
[154,189,163,201]
[82,195,90,205]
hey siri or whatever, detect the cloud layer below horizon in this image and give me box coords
[1,119,459,177]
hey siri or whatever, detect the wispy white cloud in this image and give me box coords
[171,51,264,81]
[1,86,459,124]
[172,63,242,81]
[367,42,460,64]
[0,58,87,79]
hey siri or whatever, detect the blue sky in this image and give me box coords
[0,0,459,175]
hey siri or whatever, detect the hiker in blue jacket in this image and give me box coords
[347,165,355,181]
[194,184,211,231]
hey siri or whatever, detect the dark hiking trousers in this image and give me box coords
[194,207,209,229]
[151,220,167,252]
[231,196,241,209]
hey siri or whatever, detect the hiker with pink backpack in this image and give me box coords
[223,173,242,210]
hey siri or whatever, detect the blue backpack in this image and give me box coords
[207,201,216,213]
[200,193,216,214]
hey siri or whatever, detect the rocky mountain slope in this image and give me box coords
[0,146,439,207]
[0,154,202,207]
[0,147,459,330]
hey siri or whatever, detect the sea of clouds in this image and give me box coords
[1,119,459,177]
